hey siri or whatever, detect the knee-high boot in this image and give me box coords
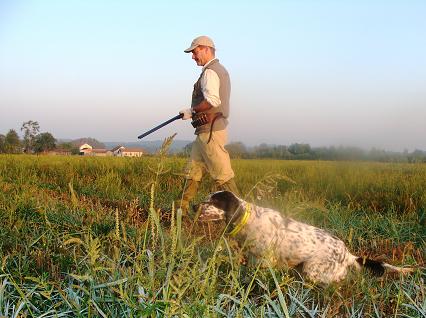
[217,178,240,197]
[177,179,200,214]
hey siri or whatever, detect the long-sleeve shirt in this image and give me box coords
[201,58,221,107]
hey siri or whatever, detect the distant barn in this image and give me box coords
[112,146,145,157]
[79,144,145,157]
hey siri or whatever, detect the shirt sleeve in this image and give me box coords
[201,69,221,107]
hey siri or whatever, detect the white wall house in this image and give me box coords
[116,147,145,157]
[111,145,125,156]
[79,144,145,157]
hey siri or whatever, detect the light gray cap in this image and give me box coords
[184,35,215,53]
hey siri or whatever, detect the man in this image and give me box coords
[178,35,239,214]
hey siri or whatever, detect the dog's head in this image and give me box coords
[195,191,244,224]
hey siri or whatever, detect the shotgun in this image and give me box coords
[137,113,183,139]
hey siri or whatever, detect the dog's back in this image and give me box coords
[237,204,359,283]
[235,201,413,284]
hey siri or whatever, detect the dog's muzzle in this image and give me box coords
[195,202,225,222]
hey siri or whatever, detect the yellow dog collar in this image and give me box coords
[229,203,251,237]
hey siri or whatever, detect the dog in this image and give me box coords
[195,191,414,284]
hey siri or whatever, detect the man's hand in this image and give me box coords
[179,108,193,120]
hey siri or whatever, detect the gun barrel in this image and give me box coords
[137,113,183,139]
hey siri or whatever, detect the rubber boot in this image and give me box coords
[177,179,200,215]
[217,178,240,197]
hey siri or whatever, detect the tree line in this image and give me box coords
[228,142,426,163]
[3,121,425,162]
[0,120,78,154]
[179,141,426,163]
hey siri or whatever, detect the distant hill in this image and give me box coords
[103,140,192,154]
[70,138,105,149]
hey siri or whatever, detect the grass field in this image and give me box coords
[0,149,425,317]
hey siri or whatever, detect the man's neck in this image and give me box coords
[203,57,217,69]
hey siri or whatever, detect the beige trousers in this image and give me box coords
[186,130,234,184]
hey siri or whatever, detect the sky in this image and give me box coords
[0,0,425,151]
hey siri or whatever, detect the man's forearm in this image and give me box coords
[192,99,213,113]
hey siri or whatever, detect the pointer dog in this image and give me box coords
[196,191,413,284]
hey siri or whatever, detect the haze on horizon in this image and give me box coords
[0,0,425,152]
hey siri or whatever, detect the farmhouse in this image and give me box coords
[79,143,93,155]
[79,143,111,156]
[110,145,124,156]
[114,146,145,157]
[79,144,145,157]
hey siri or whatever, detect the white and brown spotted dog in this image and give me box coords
[196,191,413,284]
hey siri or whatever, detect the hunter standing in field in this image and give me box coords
[178,35,240,214]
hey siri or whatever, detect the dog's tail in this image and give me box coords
[355,257,414,276]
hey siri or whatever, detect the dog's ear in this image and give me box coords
[210,191,241,221]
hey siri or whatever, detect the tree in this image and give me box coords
[254,143,272,158]
[288,143,311,155]
[0,134,6,153]
[21,120,40,153]
[57,142,80,154]
[271,145,290,159]
[0,134,5,153]
[34,132,56,153]
[225,142,247,158]
[4,129,21,153]
[408,149,426,163]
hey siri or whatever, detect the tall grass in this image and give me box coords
[0,152,424,317]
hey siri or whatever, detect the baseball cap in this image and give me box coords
[184,35,215,53]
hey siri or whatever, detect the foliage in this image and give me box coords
[57,141,80,154]
[221,142,426,162]
[21,120,40,153]
[3,129,21,153]
[33,132,57,153]
[288,143,311,155]
[0,134,5,153]
[225,142,248,159]
[2,121,59,154]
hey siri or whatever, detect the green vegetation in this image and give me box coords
[0,149,424,317]
[223,142,426,163]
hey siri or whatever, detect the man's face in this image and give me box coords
[191,46,209,66]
